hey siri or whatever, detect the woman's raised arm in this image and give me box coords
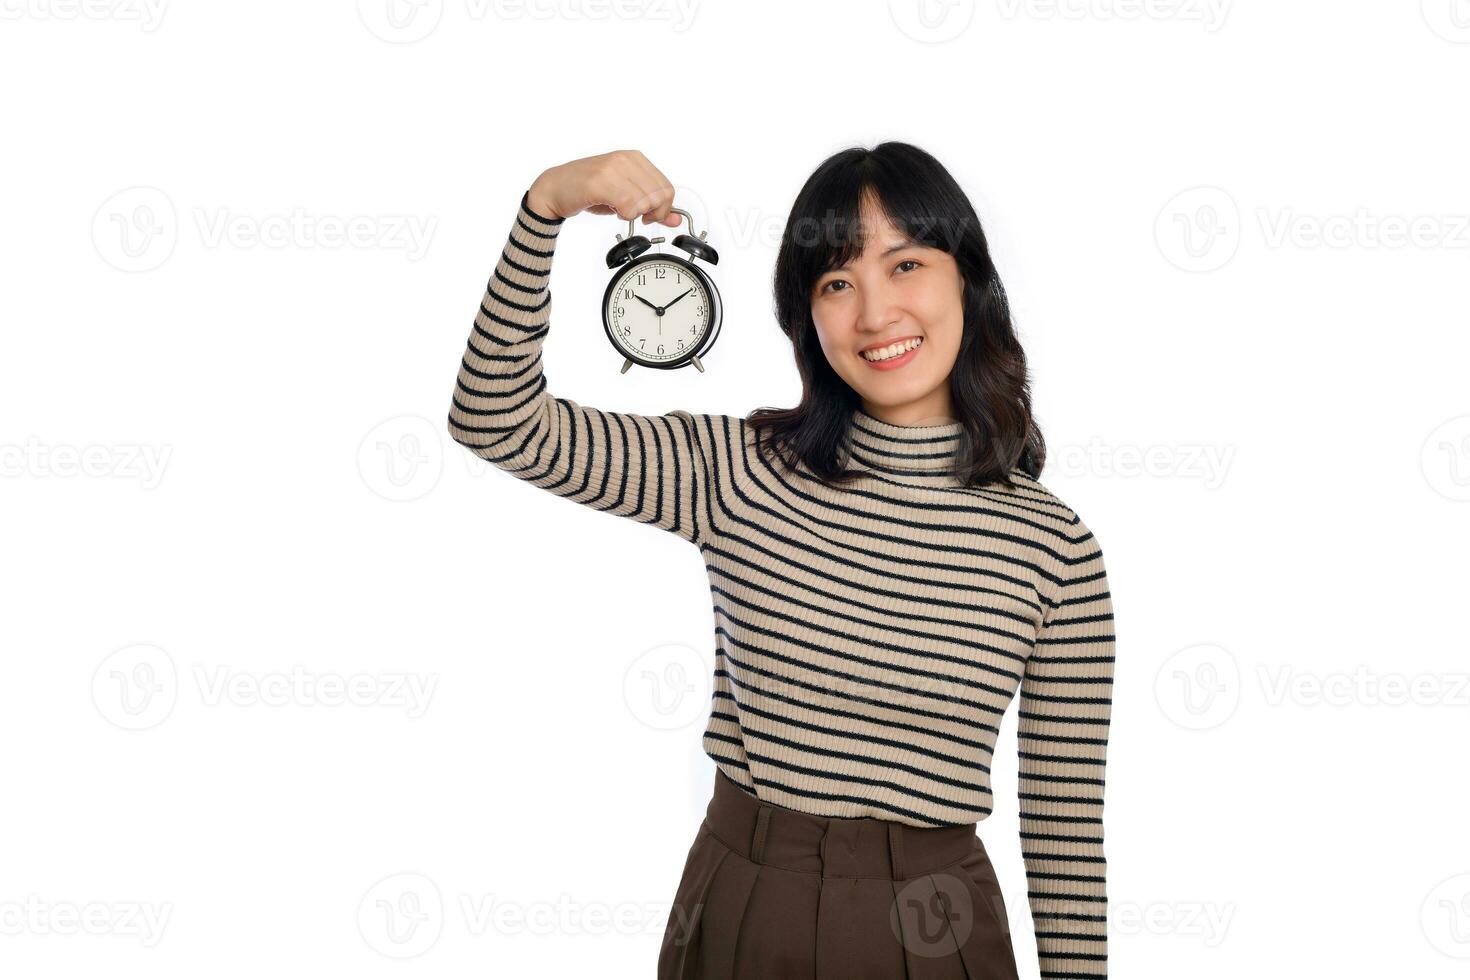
[446,158,734,547]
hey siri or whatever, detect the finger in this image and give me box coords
[616,154,663,225]
[621,153,678,228]
[632,153,678,226]
[640,167,679,229]
[643,197,681,227]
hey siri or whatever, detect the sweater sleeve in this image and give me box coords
[1017,514,1114,979]
[447,189,720,547]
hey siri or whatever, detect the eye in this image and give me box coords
[817,259,921,296]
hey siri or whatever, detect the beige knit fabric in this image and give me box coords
[448,190,1115,978]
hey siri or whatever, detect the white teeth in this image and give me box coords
[861,337,922,362]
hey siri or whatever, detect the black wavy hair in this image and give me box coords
[748,140,1044,489]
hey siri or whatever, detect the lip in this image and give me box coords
[859,336,923,371]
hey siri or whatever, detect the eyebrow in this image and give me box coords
[825,240,923,273]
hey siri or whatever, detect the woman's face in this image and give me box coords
[809,191,965,425]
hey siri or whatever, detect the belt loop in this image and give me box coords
[751,806,772,864]
[887,823,906,881]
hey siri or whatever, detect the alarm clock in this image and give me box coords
[602,206,721,373]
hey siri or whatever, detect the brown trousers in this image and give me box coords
[658,769,1021,979]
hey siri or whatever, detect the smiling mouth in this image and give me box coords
[859,336,923,362]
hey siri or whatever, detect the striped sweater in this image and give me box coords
[448,189,1116,979]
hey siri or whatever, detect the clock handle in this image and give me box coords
[625,207,703,240]
[621,208,719,265]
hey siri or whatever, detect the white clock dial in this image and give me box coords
[605,258,711,364]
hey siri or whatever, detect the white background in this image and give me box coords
[2,1,1468,977]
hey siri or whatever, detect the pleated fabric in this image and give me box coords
[658,769,1021,980]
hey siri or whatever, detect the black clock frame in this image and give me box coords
[601,251,722,371]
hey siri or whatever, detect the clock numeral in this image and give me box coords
[655,267,667,279]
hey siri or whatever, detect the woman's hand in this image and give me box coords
[526,150,683,228]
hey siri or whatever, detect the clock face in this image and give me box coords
[604,257,713,365]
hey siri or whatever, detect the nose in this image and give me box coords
[856,276,901,335]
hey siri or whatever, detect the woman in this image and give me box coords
[447,147,1114,980]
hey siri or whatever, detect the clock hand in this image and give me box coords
[663,288,694,310]
[633,293,660,312]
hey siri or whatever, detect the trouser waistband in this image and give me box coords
[704,768,978,880]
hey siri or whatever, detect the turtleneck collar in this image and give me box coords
[844,407,967,482]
